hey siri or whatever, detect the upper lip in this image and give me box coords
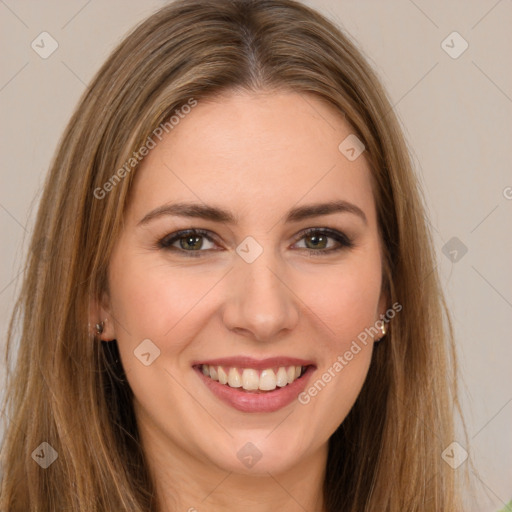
[192,356,316,371]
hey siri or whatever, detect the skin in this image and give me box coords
[94,90,388,512]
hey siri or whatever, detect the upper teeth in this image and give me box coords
[201,365,304,391]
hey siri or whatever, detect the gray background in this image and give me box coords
[1,1,511,510]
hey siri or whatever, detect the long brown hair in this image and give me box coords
[1,0,468,510]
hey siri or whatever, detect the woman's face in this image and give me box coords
[102,91,387,478]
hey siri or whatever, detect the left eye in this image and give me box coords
[293,228,352,252]
[158,228,353,256]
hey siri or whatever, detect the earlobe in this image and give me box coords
[94,316,116,342]
[88,295,116,341]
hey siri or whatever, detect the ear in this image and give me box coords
[376,289,389,321]
[376,263,391,321]
[88,291,116,341]
[374,285,390,342]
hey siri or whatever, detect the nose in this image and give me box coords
[221,250,300,342]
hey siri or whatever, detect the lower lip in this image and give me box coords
[194,365,316,413]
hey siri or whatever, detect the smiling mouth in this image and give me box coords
[195,364,310,393]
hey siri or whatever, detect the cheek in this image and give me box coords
[107,249,227,377]
[298,253,383,342]
[108,250,213,335]
[296,249,382,424]
[295,255,381,433]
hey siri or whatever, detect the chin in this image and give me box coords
[203,432,308,476]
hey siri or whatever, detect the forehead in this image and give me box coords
[128,91,376,227]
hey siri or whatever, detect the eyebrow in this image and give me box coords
[138,199,367,226]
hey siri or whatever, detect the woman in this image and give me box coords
[1,0,467,510]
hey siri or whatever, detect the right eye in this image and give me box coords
[158,229,219,256]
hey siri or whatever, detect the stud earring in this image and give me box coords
[95,320,105,335]
[379,322,387,341]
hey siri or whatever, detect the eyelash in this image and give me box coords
[157,227,354,257]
